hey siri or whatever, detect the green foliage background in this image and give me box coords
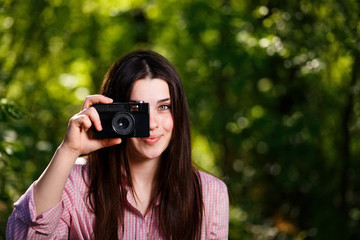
[1,0,360,239]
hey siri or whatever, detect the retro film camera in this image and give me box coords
[92,102,149,138]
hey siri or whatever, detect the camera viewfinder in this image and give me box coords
[131,105,140,111]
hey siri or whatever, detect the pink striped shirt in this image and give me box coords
[6,163,229,239]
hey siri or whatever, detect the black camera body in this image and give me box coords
[92,102,149,138]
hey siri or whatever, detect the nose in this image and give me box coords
[149,109,159,130]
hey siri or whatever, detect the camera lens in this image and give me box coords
[117,118,129,128]
[112,112,135,135]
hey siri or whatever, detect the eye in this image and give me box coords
[159,105,171,111]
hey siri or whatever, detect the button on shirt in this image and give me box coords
[6,164,229,239]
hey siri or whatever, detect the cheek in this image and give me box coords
[162,115,174,133]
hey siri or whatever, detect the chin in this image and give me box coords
[141,149,164,160]
[129,138,170,161]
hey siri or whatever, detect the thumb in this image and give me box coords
[100,138,122,148]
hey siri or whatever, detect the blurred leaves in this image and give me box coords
[1,0,360,239]
[0,98,24,121]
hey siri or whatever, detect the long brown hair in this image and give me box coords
[86,50,203,239]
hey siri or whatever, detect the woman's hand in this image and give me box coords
[34,94,122,217]
[60,95,122,157]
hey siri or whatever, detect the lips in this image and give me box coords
[141,135,161,145]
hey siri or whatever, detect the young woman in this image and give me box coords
[6,50,229,239]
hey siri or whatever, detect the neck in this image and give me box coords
[130,157,159,187]
[128,156,160,216]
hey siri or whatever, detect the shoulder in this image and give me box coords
[70,158,88,178]
[197,170,228,197]
[198,170,227,188]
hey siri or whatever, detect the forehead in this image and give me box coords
[130,78,170,101]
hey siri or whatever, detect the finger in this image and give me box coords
[86,107,103,131]
[81,95,113,110]
[76,107,102,131]
[70,114,93,131]
[100,138,122,148]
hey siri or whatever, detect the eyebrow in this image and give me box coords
[129,98,171,103]
[157,98,171,104]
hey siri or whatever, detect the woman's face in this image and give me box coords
[127,78,174,162]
